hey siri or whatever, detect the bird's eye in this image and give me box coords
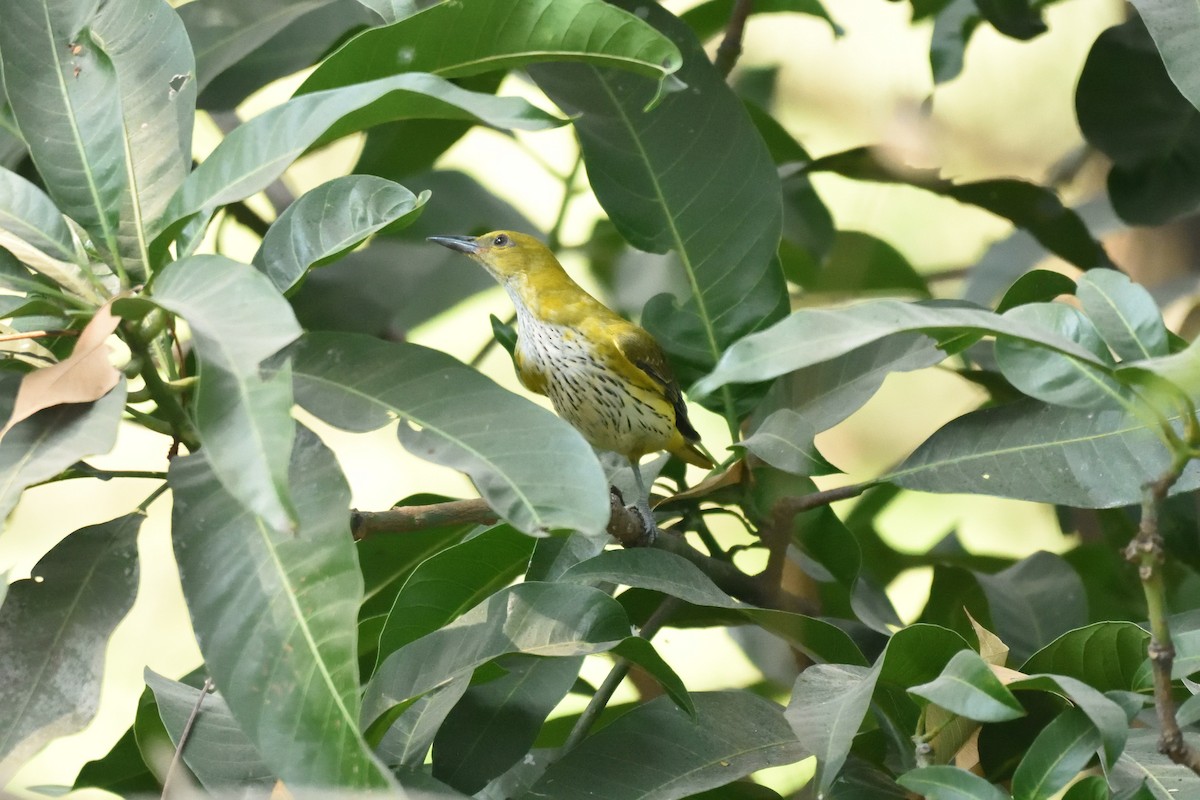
[493,234,510,247]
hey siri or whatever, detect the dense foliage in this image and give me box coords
[1,0,1200,798]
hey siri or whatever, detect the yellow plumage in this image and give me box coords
[429,230,712,471]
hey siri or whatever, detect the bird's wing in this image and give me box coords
[613,327,701,442]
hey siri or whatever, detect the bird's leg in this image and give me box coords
[627,458,657,545]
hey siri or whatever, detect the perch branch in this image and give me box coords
[714,0,754,78]
[161,677,213,799]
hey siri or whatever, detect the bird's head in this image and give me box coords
[428,230,555,282]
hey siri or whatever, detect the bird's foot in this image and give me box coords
[627,500,657,547]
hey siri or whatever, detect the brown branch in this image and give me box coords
[714,0,754,78]
[1126,471,1200,775]
[351,499,497,539]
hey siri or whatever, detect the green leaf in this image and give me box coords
[1011,707,1101,800]
[169,426,392,789]
[161,73,560,252]
[972,553,1087,665]
[910,650,1025,722]
[611,637,694,717]
[290,332,609,537]
[890,398,1200,508]
[0,166,80,265]
[73,727,158,796]
[1128,0,1200,111]
[363,582,630,732]
[299,0,682,93]
[0,0,195,280]
[525,692,806,799]
[253,175,428,293]
[1075,269,1169,361]
[929,0,980,84]
[0,384,125,529]
[786,662,878,794]
[143,670,274,791]
[995,269,1078,313]
[897,766,1008,800]
[1008,674,1128,769]
[433,654,583,793]
[1061,774,1111,800]
[377,676,471,769]
[737,408,831,475]
[178,0,330,93]
[376,524,536,666]
[680,0,839,40]
[1169,629,1200,680]
[531,0,789,406]
[808,230,932,297]
[0,512,142,764]
[151,255,301,533]
[1021,622,1150,692]
[692,299,1107,399]
[1112,729,1200,799]
[1076,18,1200,225]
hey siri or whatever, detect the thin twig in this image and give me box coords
[161,677,213,799]
[714,0,755,78]
[0,329,80,343]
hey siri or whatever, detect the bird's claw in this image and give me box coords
[627,503,657,547]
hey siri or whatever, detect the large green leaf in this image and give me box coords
[377,677,471,769]
[252,175,428,293]
[1021,625,1149,693]
[909,650,1024,723]
[143,670,274,792]
[169,426,392,789]
[974,552,1087,664]
[151,255,301,533]
[680,0,838,40]
[531,0,789,408]
[362,582,629,732]
[0,512,141,765]
[0,383,125,528]
[692,299,1107,399]
[161,73,560,252]
[73,726,158,796]
[0,0,195,280]
[786,662,877,794]
[1010,707,1101,800]
[1008,674,1128,769]
[290,332,609,537]
[299,0,682,94]
[897,767,1008,800]
[1127,0,1200,114]
[889,398,1199,508]
[524,692,805,800]
[1075,269,1169,362]
[1111,729,1200,799]
[0,166,80,265]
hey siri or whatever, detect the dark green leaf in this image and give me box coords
[1128,0,1200,111]
[300,0,682,93]
[363,582,630,732]
[0,0,195,280]
[252,175,428,293]
[73,727,158,796]
[144,670,274,791]
[1062,774,1110,800]
[810,231,931,297]
[996,269,1077,313]
[786,663,877,794]
[1075,269,1169,361]
[376,524,535,666]
[0,166,80,265]
[170,426,392,789]
[1011,707,1101,800]
[1021,622,1150,692]
[897,766,1008,800]
[0,513,141,764]
[525,692,805,799]
[910,650,1024,722]
[433,655,582,793]
[975,0,1046,40]
[929,0,981,84]
[1008,674,1127,769]
[0,384,125,528]
[737,408,830,475]
[611,637,694,716]
[378,676,471,769]
[973,552,1087,664]
[680,0,838,40]
[290,332,609,537]
[532,0,789,410]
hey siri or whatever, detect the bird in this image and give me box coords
[429,230,714,537]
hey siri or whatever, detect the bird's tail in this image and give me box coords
[669,439,715,469]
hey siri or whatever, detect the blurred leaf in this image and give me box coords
[73,727,158,796]
[532,0,789,406]
[1077,18,1200,225]
[680,0,839,39]
[897,766,1008,800]
[376,524,535,667]
[890,398,1200,507]
[526,692,805,799]
[995,302,1128,411]
[805,149,1110,270]
[301,0,682,93]
[0,166,79,265]
[975,0,1046,40]
[162,73,560,253]
[197,0,375,111]
[290,332,609,537]
[1112,729,1200,799]
[1010,706,1101,800]
[253,175,428,293]
[693,299,1107,399]
[910,650,1025,722]
[363,582,630,732]
[0,384,125,528]
[170,426,392,789]
[786,663,877,794]
[929,0,982,84]
[178,0,331,93]
[1061,775,1110,800]
[433,654,582,793]
[3,303,121,432]
[144,670,274,792]
[1129,0,1200,111]
[1021,622,1149,692]
[1075,269,1169,361]
[152,255,301,533]
[0,0,195,280]
[972,552,1087,664]
[1008,674,1127,769]
[996,269,1077,313]
[0,512,141,765]
[809,231,931,297]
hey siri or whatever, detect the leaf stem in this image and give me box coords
[160,677,214,799]
[124,326,199,451]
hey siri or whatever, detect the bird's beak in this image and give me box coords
[428,235,480,255]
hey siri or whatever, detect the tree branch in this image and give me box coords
[714,0,754,78]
